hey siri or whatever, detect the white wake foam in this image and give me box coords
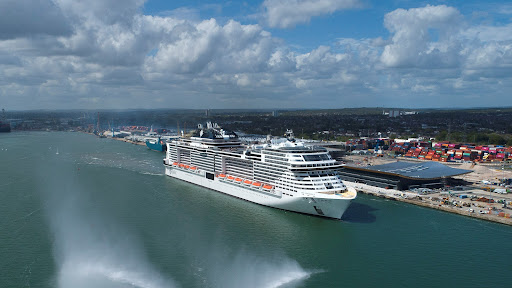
[40,164,176,288]
[206,250,318,288]
[140,172,165,176]
[59,260,173,288]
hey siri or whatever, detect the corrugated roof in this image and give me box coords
[346,161,472,179]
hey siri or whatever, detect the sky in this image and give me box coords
[1,0,512,110]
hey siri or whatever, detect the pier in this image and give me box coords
[345,182,512,226]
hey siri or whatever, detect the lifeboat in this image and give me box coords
[179,163,185,168]
[262,184,273,190]
[243,180,252,185]
[218,174,226,179]
[190,166,197,171]
[184,165,190,169]
[234,178,243,184]
[252,182,262,188]
[227,175,235,181]
[172,162,178,166]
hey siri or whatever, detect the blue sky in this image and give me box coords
[141,0,511,49]
[1,0,512,110]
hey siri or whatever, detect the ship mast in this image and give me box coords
[96,112,100,134]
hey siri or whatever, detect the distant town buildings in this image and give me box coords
[383,110,418,117]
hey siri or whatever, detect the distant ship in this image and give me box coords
[163,122,356,219]
[146,137,166,152]
[0,109,10,133]
[0,121,10,133]
[145,125,166,152]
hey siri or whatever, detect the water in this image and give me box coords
[1,132,511,288]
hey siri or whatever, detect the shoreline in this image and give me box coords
[86,132,148,147]
[111,136,147,147]
[345,182,512,226]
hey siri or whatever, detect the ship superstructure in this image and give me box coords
[163,122,356,219]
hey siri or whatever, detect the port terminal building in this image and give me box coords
[338,161,472,191]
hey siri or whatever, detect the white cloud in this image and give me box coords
[157,7,202,21]
[144,19,277,76]
[54,0,145,25]
[462,23,512,42]
[262,0,361,28]
[465,42,512,70]
[381,5,463,68]
[1,2,512,109]
[0,0,72,39]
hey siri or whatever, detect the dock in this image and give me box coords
[345,182,512,226]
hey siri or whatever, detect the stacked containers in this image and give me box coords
[448,143,460,149]
[413,147,421,158]
[462,147,471,161]
[388,141,511,162]
[418,149,428,160]
[426,150,435,160]
[454,149,463,160]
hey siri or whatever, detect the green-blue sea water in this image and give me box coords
[1,132,511,288]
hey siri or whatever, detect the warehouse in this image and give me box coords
[338,161,472,191]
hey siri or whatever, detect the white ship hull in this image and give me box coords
[165,166,354,219]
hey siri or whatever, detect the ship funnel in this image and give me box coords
[285,129,295,142]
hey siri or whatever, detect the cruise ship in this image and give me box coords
[163,122,356,219]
